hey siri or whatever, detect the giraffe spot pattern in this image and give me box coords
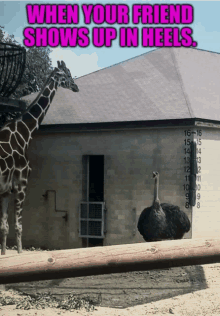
[20,178,28,187]
[22,112,34,122]
[0,130,11,142]
[2,168,10,178]
[21,167,29,180]
[49,80,54,90]
[29,104,43,119]
[8,168,14,185]
[0,143,12,157]
[10,134,24,156]
[18,191,25,201]
[13,152,27,169]
[0,159,7,172]
[23,116,38,133]
[50,90,55,103]
[17,122,30,143]
[5,156,14,169]
[43,87,51,97]
[30,125,38,135]
[38,96,49,108]
[25,149,29,161]
[38,112,45,126]
[15,132,25,148]
[13,169,20,180]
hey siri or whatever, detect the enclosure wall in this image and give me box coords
[7,126,191,249]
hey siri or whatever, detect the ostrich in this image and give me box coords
[137,171,191,242]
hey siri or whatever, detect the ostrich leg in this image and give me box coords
[0,194,9,255]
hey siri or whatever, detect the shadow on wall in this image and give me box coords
[7,264,207,308]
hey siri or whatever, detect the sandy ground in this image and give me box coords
[0,249,220,315]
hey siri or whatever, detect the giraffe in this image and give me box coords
[0,60,79,255]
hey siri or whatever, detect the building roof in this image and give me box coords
[21,47,220,125]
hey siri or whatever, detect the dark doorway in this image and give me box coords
[89,155,104,202]
[82,155,104,247]
[82,238,103,248]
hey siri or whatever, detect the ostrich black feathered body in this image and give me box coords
[137,203,191,242]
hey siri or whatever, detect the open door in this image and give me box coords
[81,155,105,247]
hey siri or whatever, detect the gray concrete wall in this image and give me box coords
[7,126,192,249]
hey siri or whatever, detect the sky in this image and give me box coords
[0,1,220,78]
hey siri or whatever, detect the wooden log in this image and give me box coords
[0,238,220,285]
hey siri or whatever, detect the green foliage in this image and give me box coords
[0,26,17,44]
[0,26,53,98]
[15,46,53,98]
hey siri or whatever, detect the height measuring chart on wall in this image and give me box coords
[183,129,202,216]
[195,130,202,211]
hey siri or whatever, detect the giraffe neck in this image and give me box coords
[0,68,62,156]
[1,68,61,149]
[20,68,60,137]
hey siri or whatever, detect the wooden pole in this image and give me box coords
[0,238,220,285]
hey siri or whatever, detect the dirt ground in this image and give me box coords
[0,249,220,315]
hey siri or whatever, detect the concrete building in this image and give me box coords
[7,47,220,250]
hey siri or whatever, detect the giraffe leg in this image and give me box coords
[14,188,26,254]
[0,194,9,255]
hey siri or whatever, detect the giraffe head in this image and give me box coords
[55,60,79,92]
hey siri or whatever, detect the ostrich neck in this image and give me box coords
[153,176,160,207]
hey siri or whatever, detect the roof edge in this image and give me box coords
[75,47,220,81]
[37,118,197,134]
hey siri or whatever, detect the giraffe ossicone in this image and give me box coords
[0,60,79,255]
